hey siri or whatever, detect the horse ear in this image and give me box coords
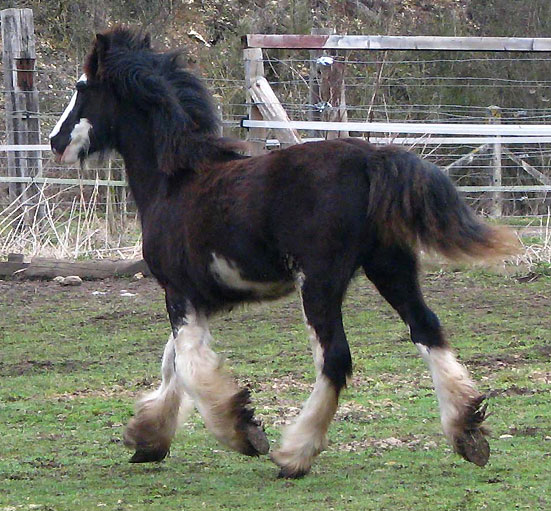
[95,33,110,69]
[142,33,152,49]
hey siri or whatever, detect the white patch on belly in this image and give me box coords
[210,253,292,296]
[61,118,92,164]
[49,74,87,139]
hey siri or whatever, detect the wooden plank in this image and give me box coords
[0,261,29,276]
[244,34,551,52]
[242,119,551,136]
[248,76,301,146]
[503,148,551,186]
[21,258,150,279]
[444,144,489,173]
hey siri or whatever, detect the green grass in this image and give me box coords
[1,271,550,510]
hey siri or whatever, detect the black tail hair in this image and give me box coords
[364,145,519,260]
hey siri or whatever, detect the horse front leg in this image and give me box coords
[170,299,269,457]
[271,274,352,478]
[124,333,194,462]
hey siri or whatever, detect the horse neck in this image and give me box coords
[115,110,166,215]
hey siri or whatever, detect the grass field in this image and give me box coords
[1,269,550,511]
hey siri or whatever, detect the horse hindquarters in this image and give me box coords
[363,245,489,467]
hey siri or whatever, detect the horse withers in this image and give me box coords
[50,27,518,478]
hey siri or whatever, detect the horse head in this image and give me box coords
[50,27,219,172]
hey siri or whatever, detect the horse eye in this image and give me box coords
[76,81,88,92]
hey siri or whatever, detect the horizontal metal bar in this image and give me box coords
[0,144,49,151]
[243,119,551,135]
[0,174,548,193]
[266,136,551,145]
[0,176,127,187]
[244,34,551,52]
[456,185,551,192]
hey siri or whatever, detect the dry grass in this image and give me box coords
[0,182,141,260]
[512,210,551,271]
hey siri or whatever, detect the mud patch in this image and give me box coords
[508,426,542,437]
[339,434,438,454]
[467,353,525,368]
[1,358,93,376]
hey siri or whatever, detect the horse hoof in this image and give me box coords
[276,466,308,479]
[455,429,490,467]
[129,447,169,463]
[453,395,490,466]
[245,423,270,456]
[270,451,311,479]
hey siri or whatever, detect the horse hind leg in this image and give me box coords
[363,245,490,466]
[271,273,352,478]
[171,303,269,457]
[124,334,194,462]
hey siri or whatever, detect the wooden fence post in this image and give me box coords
[308,28,330,138]
[1,8,43,220]
[320,59,348,139]
[488,105,502,218]
[244,47,267,155]
[309,28,348,140]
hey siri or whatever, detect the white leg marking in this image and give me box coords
[49,74,87,139]
[296,270,324,375]
[135,335,182,433]
[273,372,338,475]
[173,304,255,453]
[60,118,92,164]
[416,344,479,441]
[124,334,193,453]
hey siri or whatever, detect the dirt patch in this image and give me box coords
[0,276,164,308]
[0,358,93,376]
[488,386,542,397]
[536,344,551,359]
[508,426,542,437]
[84,309,166,325]
[467,353,525,368]
[339,434,439,454]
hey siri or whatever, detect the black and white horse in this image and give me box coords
[50,27,517,478]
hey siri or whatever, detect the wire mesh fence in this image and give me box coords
[2,39,551,259]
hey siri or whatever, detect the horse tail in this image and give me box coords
[365,146,519,261]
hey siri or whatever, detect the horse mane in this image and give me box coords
[85,26,245,174]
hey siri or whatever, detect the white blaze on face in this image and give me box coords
[59,119,92,164]
[49,74,87,139]
[50,74,93,164]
